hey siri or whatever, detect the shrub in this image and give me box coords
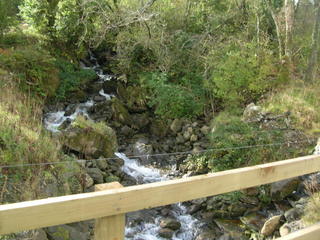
[55,59,96,100]
[206,42,283,108]
[140,72,205,118]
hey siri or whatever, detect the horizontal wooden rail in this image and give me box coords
[0,155,320,235]
[277,223,320,240]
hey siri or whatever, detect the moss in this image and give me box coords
[111,98,131,125]
[105,175,120,183]
[64,116,118,158]
[51,226,69,240]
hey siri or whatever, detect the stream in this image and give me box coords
[44,54,203,240]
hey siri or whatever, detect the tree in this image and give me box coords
[305,0,320,82]
[0,0,21,38]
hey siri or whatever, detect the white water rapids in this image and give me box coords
[44,54,202,239]
[116,153,201,240]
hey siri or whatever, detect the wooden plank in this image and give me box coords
[277,223,320,240]
[94,182,125,240]
[0,155,320,235]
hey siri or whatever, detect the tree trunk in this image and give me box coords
[284,0,294,59]
[305,0,320,82]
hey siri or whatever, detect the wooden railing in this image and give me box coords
[1,155,320,240]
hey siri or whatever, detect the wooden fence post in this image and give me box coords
[94,182,125,240]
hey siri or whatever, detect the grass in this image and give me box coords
[0,69,62,167]
[263,79,320,135]
[303,192,320,225]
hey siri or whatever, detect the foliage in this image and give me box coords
[206,42,283,108]
[55,59,96,100]
[0,0,21,38]
[140,72,205,118]
[0,44,59,97]
[194,112,307,172]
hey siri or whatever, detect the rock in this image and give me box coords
[261,215,282,236]
[158,228,174,239]
[63,117,118,158]
[160,218,181,230]
[217,234,233,240]
[150,119,168,138]
[93,95,106,102]
[279,223,291,236]
[95,158,108,170]
[239,195,260,206]
[192,146,203,153]
[132,139,153,164]
[314,138,320,155]
[176,134,185,144]
[240,212,267,231]
[131,113,150,130]
[84,173,94,188]
[190,134,198,142]
[120,125,135,137]
[284,208,301,222]
[103,78,118,94]
[242,187,259,196]
[46,224,89,240]
[183,131,191,140]
[111,98,131,125]
[213,219,243,239]
[34,229,49,240]
[86,168,104,184]
[188,204,201,214]
[196,231,217,240]
[201,125,210,135]
[243,103,263,123]
[271,177,300,201]
[170,119,183,133]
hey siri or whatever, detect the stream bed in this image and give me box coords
[44,55,203,240]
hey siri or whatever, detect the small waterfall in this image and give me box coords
[44,52,113,132]
[116,153,202,240]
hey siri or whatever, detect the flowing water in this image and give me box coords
[44,55,202,240]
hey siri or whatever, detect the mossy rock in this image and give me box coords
[63,117,118,158]
[111,98,131,125]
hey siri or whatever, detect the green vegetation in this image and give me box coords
[264,80,320,134]
[186,112,311,172]
[303,193,320,225]
[0,0,319,215]
[55,59,96,100]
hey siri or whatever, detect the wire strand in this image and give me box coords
[0,138,317,169]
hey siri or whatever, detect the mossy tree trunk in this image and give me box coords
[305,0,320,83]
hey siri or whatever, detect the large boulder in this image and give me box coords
[63,116,118,158]
[243,103,264,123]
[261,215,282,236]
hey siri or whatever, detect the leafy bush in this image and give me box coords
[206,42,282,108]
[140,72,205,118]
[194,112,308,172]
[55,59,96,100]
